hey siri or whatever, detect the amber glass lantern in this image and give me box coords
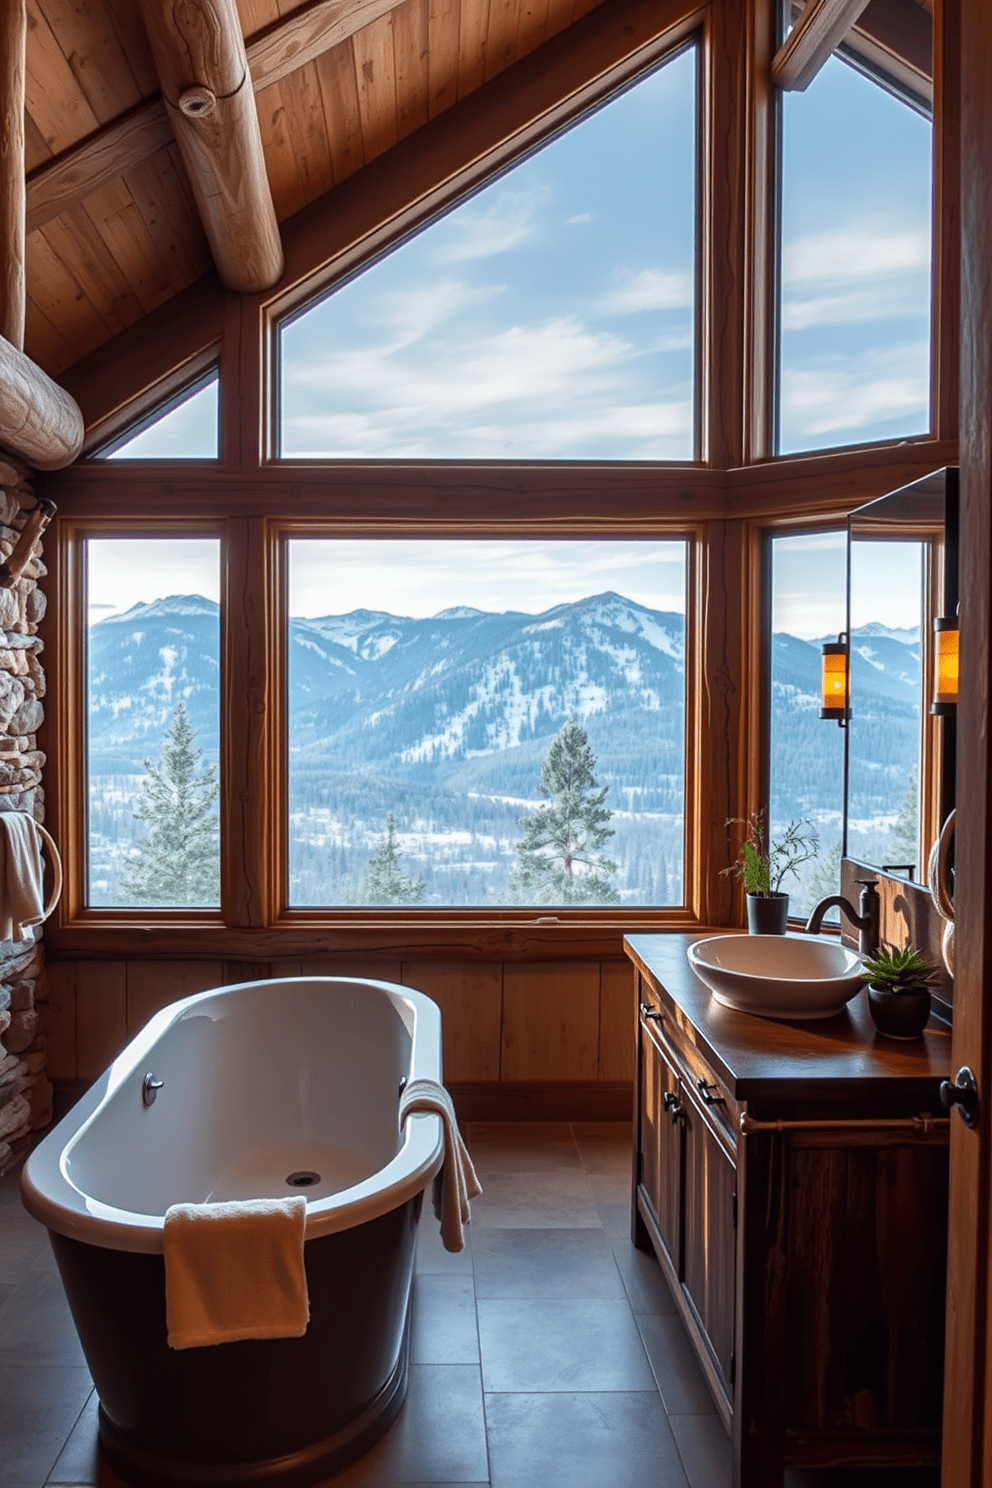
[931,615,959,715]
[820,635,850,723]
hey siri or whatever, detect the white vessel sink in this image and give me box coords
[687,933,865,1020]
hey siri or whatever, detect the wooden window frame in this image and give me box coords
[43,487,716,961]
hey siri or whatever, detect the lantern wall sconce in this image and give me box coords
[931,613,959,714]
[820,634,850,724]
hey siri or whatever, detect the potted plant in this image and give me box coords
[722,812,818,934]
[862,946,939,1038]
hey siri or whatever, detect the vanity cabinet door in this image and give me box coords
[639,1018,683,1275]
[683,1096,736,1390]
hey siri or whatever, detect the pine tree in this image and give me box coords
[361,814,426,905]
[116,701,220,906]
[889,765,919,869]
[513,718,621,905]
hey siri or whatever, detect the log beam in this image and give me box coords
[139,0,284,293]
[772,0,873,92]
[0,0,26,349]
[0,335,84,470]
[25,0,407,236]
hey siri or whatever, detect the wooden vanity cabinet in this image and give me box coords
[627,934,952,1488]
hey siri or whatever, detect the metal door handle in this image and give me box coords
[940,1066,979,1128]
[640,1002,663,1021]
[697,1078,724,1106]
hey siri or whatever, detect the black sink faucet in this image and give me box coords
[805,878,880,958]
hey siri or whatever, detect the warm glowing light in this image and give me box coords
[820,638,850,722]
[932,617,959,714]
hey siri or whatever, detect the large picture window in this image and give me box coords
[85,537,221,907]
[286,538,688,907]
[278,46,698,461]
[777,53,933,455]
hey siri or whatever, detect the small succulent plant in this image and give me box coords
[861,946,940,995]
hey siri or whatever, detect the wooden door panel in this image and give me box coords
[640,1019,682,1274]
[684,1099,735,1384]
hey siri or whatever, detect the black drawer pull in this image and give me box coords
[640,1002,663,1022]
[696,1078,724,1106]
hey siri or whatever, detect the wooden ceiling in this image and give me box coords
[22,0,600,380]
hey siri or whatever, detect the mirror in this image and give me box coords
[843,468,958,881]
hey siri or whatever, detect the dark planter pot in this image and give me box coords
[746,892,789,935]
[867,984,932,1039]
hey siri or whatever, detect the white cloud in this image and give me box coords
[429,188,547,263]
[567,213,594,225]
[604,268,694,314]
[781,345,930,438]
[782,227,930,285]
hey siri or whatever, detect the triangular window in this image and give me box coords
[94,370,220,460]
[278,46,697,461]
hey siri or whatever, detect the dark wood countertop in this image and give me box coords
[625,932,953,1106]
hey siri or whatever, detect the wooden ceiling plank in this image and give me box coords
[24,0,102,155]
[457,0,492,97]
[516,0,552,59]
[236,0,282,37]
[24,111,52,175]
[120,146,213,297]
[427,0,461,118]
[29,227,118,356]
[353,14,400,162]
[247,0,410,90]
[100,0,160,94]
[140,0,285,292]
[1,0,27,350]
[544,0,577,44]
[25,103,173,237]
[570,0,604,23]
[283,64,337,204]
[393,0,431,141]
[41,206,146,336]
[33,0,147,124]
[79,176,177,314]
[772,0,873,91]
[484,0,522,82]
[24,292,78,375]
[314,38,366,184]
[254,79,307,219]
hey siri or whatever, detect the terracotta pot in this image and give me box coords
[867,984,932,1039]
[746,892,789,935]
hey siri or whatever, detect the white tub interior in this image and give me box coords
[24,977,444,1251]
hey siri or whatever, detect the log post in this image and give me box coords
[0,0,27,349]
[0,336,84,470]
[139,0,284,293]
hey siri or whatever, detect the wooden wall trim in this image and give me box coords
[942,1,992,1478]
[933,0,960,445]
[725,439,959,518]
[40,462,726,519]
[702,0,747,468]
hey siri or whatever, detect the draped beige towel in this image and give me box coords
[0,813,61,942]
[163,1195,310,1349]
[399,1077,482,1252]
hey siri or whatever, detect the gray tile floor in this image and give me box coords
[0,1121,941,1488]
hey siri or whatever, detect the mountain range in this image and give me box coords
[85,592,921,905]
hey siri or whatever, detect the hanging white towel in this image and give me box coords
[163,1195,310,1350]
[0,814,61,943]
[399,1077,482,1252]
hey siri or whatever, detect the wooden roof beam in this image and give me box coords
[0,0,26,349]
[26,0,406,237]
[138,0,283,293]
[772,0,873,91]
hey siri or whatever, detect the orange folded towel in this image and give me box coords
[163,1195,310,1350]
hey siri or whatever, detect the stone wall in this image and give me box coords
[0,453,52,1174]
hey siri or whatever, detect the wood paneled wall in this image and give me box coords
[45,954,636,1116]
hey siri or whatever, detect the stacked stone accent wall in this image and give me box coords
[0,453,52,1174]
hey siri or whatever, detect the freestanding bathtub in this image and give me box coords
[21,977,445,1488]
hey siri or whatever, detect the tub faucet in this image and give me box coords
[805,878,880,958]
